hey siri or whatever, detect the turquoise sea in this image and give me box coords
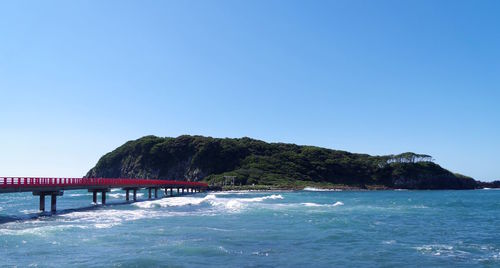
[0,189,499,267]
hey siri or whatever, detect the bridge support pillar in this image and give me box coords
[51,194,57,212]
[177,188,180,194]
[165,188,168,197]
[39,195,45,212]
[93,191,97,204]
[154,188,158,198]
[170,188,173,197]
[148,188,152,199]
[182,188,185,194]
[133,189,137,202]
[33,191,63,212]
[101,191,106,205]
[126,189,130,202]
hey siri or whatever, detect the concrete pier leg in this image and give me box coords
[126,189,130,202]
[165,188,168,196]
[170,188,173,197]
[39,195,45,212]
[93,191,97,204]
[101,191,106,205]
[154,188,158,198]
[148,188,152,199]
[133,189,137,202]
[177,188,180,194]
[182,188,185,194]
[51,194,57,212]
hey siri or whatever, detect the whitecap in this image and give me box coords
[303,187,342,192]
[109,193,145,199]
[416,244,461,257]
[333,201,344,206]
[69,193,90,197]
[0,224,89,236]
[300,201,343,207]
[108,193,125,198]
[133,194,284,213]
[59,209,156,229]
[301,202,323,207]
[20,209,40,214]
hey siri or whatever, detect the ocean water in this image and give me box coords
[0,189,499,267]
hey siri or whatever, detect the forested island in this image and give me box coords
[86,135,490,190]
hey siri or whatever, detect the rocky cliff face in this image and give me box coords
[85,135,478,189]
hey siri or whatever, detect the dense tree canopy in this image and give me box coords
[86,135,477,189]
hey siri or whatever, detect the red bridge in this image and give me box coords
[0,177,208,213]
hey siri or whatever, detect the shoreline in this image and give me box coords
[209,185,499,192]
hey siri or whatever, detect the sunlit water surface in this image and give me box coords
[1,189,499,267]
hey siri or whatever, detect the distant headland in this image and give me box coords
[85,135,497,190]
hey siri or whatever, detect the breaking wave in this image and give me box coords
[301,201,344,207]
[303,187,342,192]
[133,194,283,212]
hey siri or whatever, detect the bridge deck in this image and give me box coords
[0,177,208,193]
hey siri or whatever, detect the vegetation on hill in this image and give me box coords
[85,135,478,190]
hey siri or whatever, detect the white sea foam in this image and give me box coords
[133,194,284,212]
[212,190,264,195]
[58,194,285,229]
[1,194,287,233]
[333,201,344,206]
[0,224,89,236]
[301,202,323,207]
[416,244,460,257]
[303,187,342,192]
[59,209,156,229]
[69,193,91,197]
[20,209,39,214]
[109,193,144,199]
[300,201,344,207]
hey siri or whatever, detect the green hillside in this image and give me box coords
[85,135,477,190]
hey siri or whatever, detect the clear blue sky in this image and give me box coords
[0,1,499,181]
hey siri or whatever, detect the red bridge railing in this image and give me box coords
[0,177,208,189]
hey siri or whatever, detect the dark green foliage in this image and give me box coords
[86,135,478,189]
